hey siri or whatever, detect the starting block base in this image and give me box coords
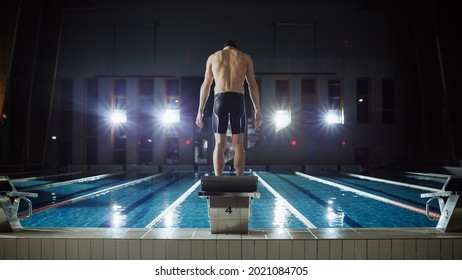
[198,176,260,234]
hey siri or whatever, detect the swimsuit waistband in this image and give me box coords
[214,92,243,96]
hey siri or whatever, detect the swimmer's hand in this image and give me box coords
[254,110,262,129]
[196,112,204,128]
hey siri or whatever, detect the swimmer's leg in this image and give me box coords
[232,133,245,176]
[213,133,227,176]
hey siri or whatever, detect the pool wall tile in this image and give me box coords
[292,240,305,259]
[166,240,179,260]
[54,239,67,260]
[203,240,217,259]
[242,240,255,259]
[329,240,342,260]
[78,239,91,260]
[90,239,103,260]
[367,240,380,260]
[217,240,229,259]
[304,240,317,259]
[115,239,128,260]
[441,239,452,260]
[404,239,416,259]
[129,240,141,260]
[379,240,392,260]
[29,238,41,260]
[267,240,279,259]
[179,240,191,259]
[17,239,28,260]
[140,239,154,259]
[153,240,166,259]
[317,240,329,260]
[280,240,292,259]
[428,239,440,260]
[0,239,4,259]
[416,239,429,260]
[229,240,241,259]
[191,240,204,260]
[391,239,404,260]
[42,238,53,259]
[354,240,367,260]
[342,240,355,260]
[453,239,462,259]
[254,240,267,259]
[103,239,116,260]
[66,239,79,260]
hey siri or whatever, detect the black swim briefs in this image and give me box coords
[212,92,246,134]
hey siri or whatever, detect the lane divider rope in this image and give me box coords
[295,171,440,219]
[339,172,440,192]
[18,173,165,218]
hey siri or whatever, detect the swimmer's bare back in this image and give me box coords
[208,46,253,94]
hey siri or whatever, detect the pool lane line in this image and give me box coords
[295,171,440,219]
[20,171,126,192]
[254,172,317,229]
[17,173,166,218]
[339,172,440,192]
[145,179,202,228]
[11,171,83,183]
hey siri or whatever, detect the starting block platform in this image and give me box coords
[198,176,260,234]
[421,176,462,232]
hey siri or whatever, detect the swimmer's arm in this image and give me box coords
[246,57,262,128]
[196,56,214,127]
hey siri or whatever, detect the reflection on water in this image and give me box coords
[273,198,291,228]
[326,198,345,227]
[110,204,127,227]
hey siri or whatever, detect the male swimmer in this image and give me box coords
[196,40,262,176]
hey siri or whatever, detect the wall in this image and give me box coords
[54,0,400,167]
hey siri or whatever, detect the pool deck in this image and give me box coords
[1,227,461,260]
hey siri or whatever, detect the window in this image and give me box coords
[138,79,154,164]
[59,79,73,164]
[165,79,180,124]
[112,79,127,164]
[327,79,343,124]
[382,79,395,123]
[301,78,317,123]
[356,78,370,124]
[85,78,98,164]
[274,78,291,131]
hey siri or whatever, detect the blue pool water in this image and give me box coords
[14,170,441,229]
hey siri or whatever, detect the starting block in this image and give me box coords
[0,176,38,232]
[198,176,260,234]
[421,176,462,232]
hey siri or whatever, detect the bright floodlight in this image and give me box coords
[111,110,127,124]
[163,109,180,124]
[274,110,291,131]
[325,110,343,124]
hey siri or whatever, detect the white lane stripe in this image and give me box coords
[340,172,440,192]
[254,172,316,229]
[295,171,440,219]
[145,179,202,228]
[21,172,125,192]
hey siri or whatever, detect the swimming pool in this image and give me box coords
[12,169,442,229]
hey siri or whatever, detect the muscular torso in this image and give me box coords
[209,47,250,94]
